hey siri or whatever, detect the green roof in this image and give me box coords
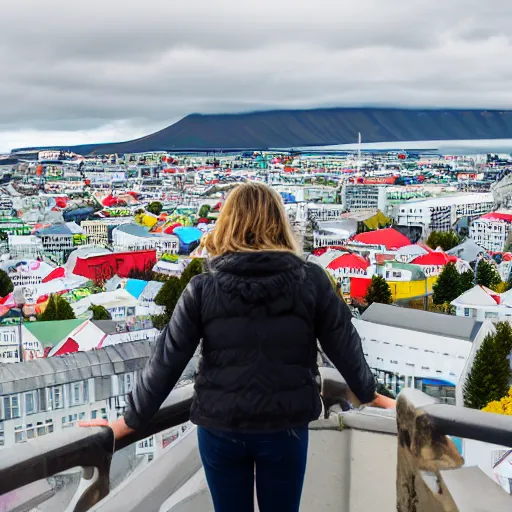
[24,319,86,348]
[386,261,427,281]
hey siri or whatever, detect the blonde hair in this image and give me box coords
[202,181,301,257]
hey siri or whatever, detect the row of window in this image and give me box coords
[2,381,89,420]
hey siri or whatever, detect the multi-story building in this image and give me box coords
[0,341,196,451]
[353,303,490,404]
[343,184,389,212]
[8,235,43,259]
[0,322,43,363]
[394,192,494,235]
[469,212,512,252]
[0,341,146,448]
[34,223,84,260]
[81,218,133,246]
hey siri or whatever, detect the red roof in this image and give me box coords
[481,212,512,222]
[410,252,457,266]
[327,253,370,271]
[352,228,411,250]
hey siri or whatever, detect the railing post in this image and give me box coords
[396,390,463,512]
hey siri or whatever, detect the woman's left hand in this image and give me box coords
[370,393,396,409]
[78,417,135,441]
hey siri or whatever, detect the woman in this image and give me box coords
[84,182,393,511]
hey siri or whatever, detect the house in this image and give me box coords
[1,259,55,292]
[71,289,139,319]
[469,211,512,252]
[112,223,179,256]
[48,319,159,357]
[0,322,44,363]
[71,249,157,282]
[21,319,87,356]
[350,261,437,303]
[353,303,491,403]
[451,285,512,321]
[34,223,83,255]
[447,238,487,262]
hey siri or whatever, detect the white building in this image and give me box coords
[343,184,389,212]
[469,212,512,252]
[353,303,490,404]
[0,342,144,448]
[394,192,494,234]
[0,323,43,363]
[71,289,139,320]
[112,224,179,256]
[451,285,512,321]
[8,236,43,260]
[81,218,133,246]
[0,341,196,453]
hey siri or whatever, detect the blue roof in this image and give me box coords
[173,227,203,244]
[125,279,149,299]
[35,224,73,236]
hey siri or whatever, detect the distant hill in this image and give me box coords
[13,107,512,154]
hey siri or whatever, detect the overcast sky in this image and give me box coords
[1,0,512,151]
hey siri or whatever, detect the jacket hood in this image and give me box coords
[207,251,307,303]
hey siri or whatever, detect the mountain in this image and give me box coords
[13,107,512,155]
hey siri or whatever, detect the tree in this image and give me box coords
[475,259,501,290]
[154,276,185,325]
[40,294,58,321]
[146,201,163,216]
[198,204,211,219]
[89,304,112,320]
[426,231,461,251]
[482,387,512,415]
[433,263,461,305]
[458,269,475,295]
[464,322,512,410]
[153,259,204,329]
[0,269,13,298]
[365,275,393,306]
[180,258,203,284]
[54,295,76,320]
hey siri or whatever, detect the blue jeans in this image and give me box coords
[197,426,309,512]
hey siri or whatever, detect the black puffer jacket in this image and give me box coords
[124,251,376,432]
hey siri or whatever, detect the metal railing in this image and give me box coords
[1,370,512,511]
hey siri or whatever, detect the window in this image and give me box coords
[25,392,36,415]
[3,394,20,419]
[91,410,98,420]
[46,420,54,434]
[38,389,47,411]
[73,383,80,404]
[48,386,63,410]
[101,408,107,420]
[14,426,26,443]
[464,308,471,317]
[83,381,89,403]
[26,423,35,440]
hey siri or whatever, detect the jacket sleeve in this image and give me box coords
[312,265,376,404]
[124,277,203,430]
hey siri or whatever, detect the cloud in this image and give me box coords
[2,0,512,151]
